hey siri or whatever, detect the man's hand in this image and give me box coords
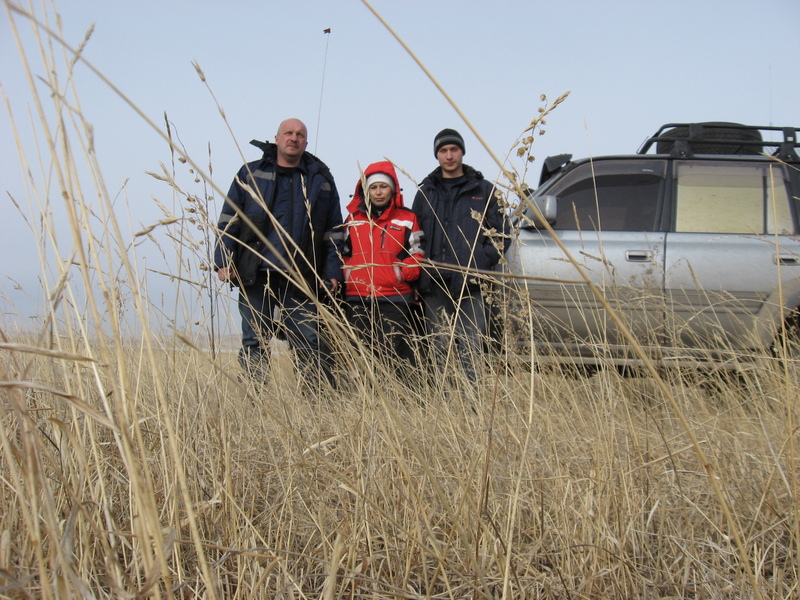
[323,279,340,293]
[217,267,230,282]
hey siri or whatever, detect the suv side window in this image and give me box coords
[674,161,793,234]
[546,160,666,232]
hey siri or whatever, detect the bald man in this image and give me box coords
[214,118,343,387]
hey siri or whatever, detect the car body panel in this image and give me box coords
[508,230,665,349]
[664,233,800,349]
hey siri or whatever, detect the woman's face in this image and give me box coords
[367,182,393,208]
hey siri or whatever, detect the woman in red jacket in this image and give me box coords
[343,161,425,369]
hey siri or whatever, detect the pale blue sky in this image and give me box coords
[2,0,798,333]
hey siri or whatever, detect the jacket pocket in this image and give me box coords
[479,243,500,269]
[231,213,267,286]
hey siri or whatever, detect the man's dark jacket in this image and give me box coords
[213,140,343,287]
[411,164,507,293]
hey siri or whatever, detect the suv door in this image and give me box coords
[664,160,800,352]
[509,159,667,353]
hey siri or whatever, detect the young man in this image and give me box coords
[214,118,343,385]
[343,161,424,373]
[411,128,507,383]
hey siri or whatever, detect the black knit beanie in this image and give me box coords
[433,128,465,156]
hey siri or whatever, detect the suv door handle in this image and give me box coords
[775,253,800,266]
[626,250,652,262]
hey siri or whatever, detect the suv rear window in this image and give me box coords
[547,160,666,231]
[674,161,793,234]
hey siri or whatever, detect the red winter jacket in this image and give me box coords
[343,161,424,301]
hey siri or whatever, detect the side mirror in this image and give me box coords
[520,194,557,229]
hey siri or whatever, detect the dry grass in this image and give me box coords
[2,336,799,598]
[2,2,800,598]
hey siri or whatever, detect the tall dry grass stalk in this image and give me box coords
[1,1,799,598]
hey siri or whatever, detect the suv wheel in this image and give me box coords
[656,122,763,155]
[773,310,800,361]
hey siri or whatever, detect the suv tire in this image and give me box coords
[656,122,763,155]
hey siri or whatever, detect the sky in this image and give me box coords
[2,0,799,337]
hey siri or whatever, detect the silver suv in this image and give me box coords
[506,122,800,367]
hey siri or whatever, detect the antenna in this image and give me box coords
[768,63,773,127]
[314,28,331,154]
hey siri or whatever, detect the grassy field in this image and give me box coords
[2,2,799,598]
[2,328,799,599]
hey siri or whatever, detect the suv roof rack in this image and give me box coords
[638,122,799,162]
